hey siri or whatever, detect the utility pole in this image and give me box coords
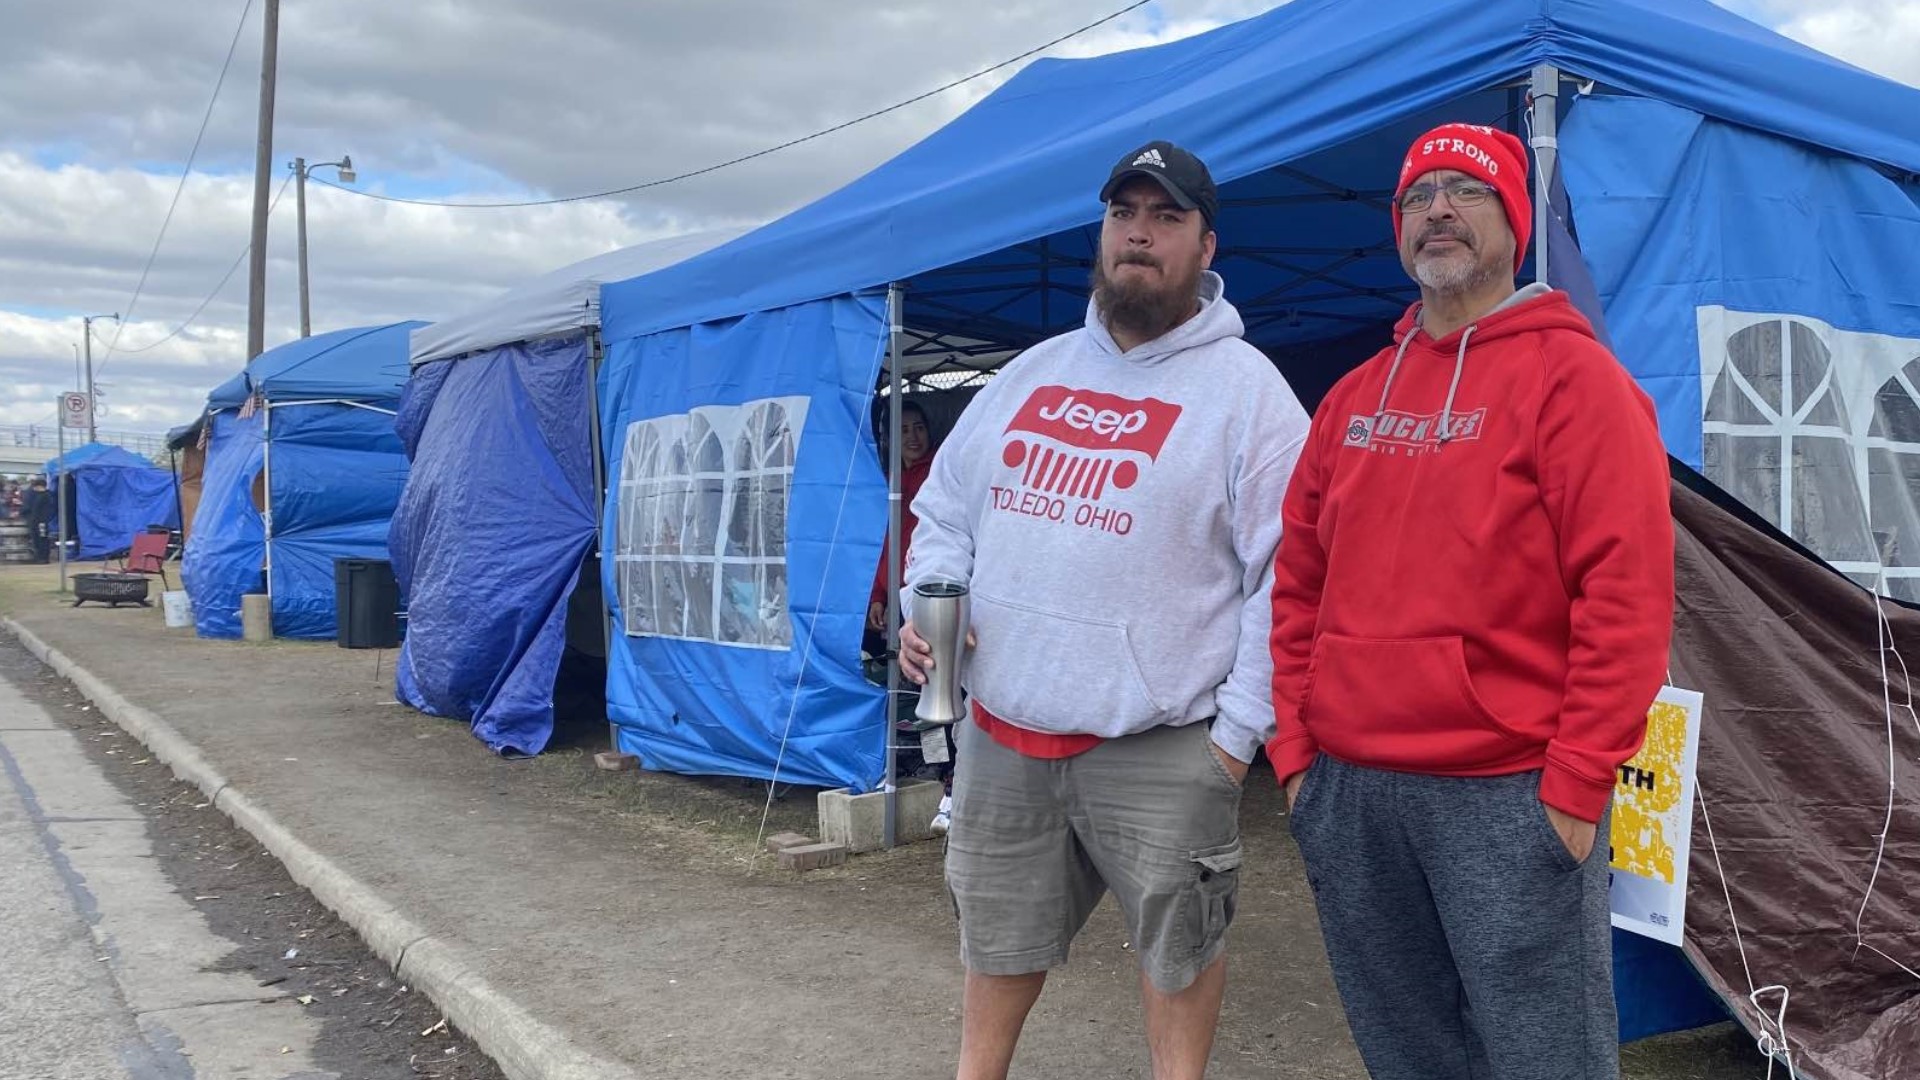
[291,155,353,338]
[246,0,281,360]
[80,313,119,443]
[293,155,308,337]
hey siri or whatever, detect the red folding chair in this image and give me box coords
[117,531,172,590]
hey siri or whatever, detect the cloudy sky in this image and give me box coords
[2,0,1915,436]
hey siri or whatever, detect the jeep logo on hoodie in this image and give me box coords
[992,385,1183,534]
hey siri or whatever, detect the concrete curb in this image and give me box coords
[5,617,640,1080]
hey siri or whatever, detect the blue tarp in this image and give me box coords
[182,322,421,640]
[390,334,598,755]
[181,412,265,638]
[599,293,889,791]
[42,444,179,559]
[207,323,421,410]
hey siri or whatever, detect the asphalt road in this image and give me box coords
[0,637,501,1080]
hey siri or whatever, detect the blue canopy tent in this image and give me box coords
[390,230,742,756]
[181,322,424,640]
[42,443,179,560]
[593,0,1920,1068]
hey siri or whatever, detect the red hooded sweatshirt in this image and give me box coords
[1266,287,1673,822]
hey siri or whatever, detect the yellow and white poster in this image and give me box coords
[1608,685,1704,947]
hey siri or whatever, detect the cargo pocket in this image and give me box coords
[1186,841,1243,962]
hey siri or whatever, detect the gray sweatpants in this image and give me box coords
[1289,755,1617,1080]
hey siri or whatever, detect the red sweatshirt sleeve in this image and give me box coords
[1534,343,1676,821]
[1266,406,1332,783]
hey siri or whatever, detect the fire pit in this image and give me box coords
[72,572,153,608]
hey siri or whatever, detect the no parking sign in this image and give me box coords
[60,391,91,430]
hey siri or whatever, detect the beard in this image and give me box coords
[1092,250,1203,345]
[1407,222,1505,295]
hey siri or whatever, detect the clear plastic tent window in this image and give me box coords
[615,396,810,648]
[1699,308,1920,602]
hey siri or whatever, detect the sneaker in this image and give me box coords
[930,794,953,836]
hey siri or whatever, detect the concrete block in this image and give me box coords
[593,751,640,772]
[764,831,813,854]
[817,778,945,853]
[777,842,849,872]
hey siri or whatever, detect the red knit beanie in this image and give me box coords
[1393,123,1532,272]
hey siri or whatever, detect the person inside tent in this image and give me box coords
[22,477,54,563]
[865,398,954,832]
[1267,122,1674,1080]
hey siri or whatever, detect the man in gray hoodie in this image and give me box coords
[900,141,1311,1080]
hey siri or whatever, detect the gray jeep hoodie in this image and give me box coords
[904,271,1310,762]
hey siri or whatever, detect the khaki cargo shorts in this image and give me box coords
[943,717,1244,993]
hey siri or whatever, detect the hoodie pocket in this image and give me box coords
[1303,634,1532,769]
[964,590,1165,728]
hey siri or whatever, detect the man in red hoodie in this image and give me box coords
[1267,123,1673,1079]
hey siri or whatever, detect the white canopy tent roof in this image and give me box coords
[409,228,749,365]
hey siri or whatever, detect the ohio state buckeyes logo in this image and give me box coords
[992,385,1183,536]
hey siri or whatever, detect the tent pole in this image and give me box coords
[883,284,904,851]
[1529,63,1560,286]
[262,401,274,624]
[586,328,617,752]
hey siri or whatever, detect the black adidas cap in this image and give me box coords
[1099,140,1219,228]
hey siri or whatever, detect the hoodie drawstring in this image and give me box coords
[1438,324,1475,444]
[1374,323,1476,445]
[1374,333,1417,415]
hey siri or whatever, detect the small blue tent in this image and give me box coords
[390,230,741,756]
[181,322,424,639]
[42,443,179,559]
[591,0,1920,1068]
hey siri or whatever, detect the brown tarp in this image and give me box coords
[1672,468,1920,1080]
[173,441,204,545]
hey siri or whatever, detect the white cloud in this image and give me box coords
[1753,0,1920,88]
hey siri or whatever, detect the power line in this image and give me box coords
[310,0,1155,210]
[106,172,293,357]
[98,0,256,368]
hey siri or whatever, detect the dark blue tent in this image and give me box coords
[389,231,740,756]
[181,322,424,639]
[591,0,1920,1067]
[42,443,179,559]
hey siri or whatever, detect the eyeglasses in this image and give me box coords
[1398,180,1500,215]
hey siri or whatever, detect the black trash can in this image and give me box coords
[334,557,401,649]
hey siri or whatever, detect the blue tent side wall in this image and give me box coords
[266,402,410,640]
[599,293,889,792]
[390,334,598,755]
[42,444,181,560]
[181,412,266,639]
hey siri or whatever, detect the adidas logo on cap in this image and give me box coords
[1132,148,1167,169]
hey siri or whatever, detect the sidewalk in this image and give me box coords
[0,563,1754,1079]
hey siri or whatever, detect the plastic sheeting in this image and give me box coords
[1669,464,1920,1079]
[181,411,265,638]
[1564,97,1920,601]
[390,334,598,755]
[600,294,889,791]
[42,444,179,559]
